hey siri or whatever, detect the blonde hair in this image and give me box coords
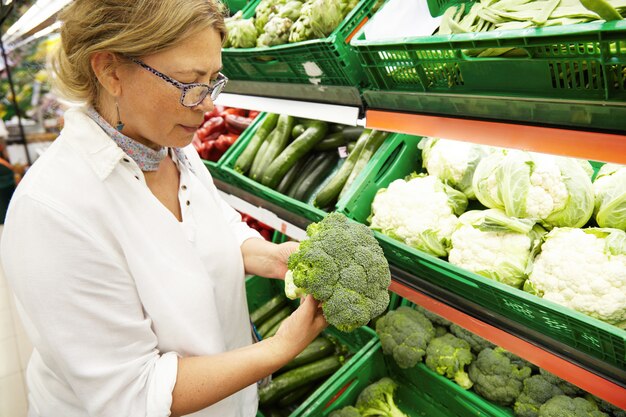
[50,0,227,104]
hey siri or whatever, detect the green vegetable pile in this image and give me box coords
[249,290,350,415]
[330,377,409,417]
[224,0,362,48]
[285,212,391,332]
[438,0,626,57]
[234,113,388,209]
[371,304,622,417]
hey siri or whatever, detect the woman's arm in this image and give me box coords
[240,238,299,279]
[171,295,326,416]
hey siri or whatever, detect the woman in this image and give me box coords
[0,1,327,416]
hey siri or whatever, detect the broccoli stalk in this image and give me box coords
[285,212,391,332]
[425,333,474,389]
[355,378,408,417]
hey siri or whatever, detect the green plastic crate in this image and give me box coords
[352,1,626,102]
[337,133,626,371]
[220,112,391,223]
[221,0,377,86]
[299,341,514,417]
[223,0,250,13]
[245,275,379,417]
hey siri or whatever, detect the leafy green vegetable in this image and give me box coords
[285,212,391,332]
[593,163,626,230]
[257,15,293,47]
[289,0,344,42]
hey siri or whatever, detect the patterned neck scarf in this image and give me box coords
[87,107,191,172]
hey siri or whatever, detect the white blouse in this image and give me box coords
[1,107,262,417]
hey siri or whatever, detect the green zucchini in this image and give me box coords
[286,153,321,198]
[330,123,345,133]
[292,124,305,139]
[261,115,295,179]
[259,355,343,406]
[313,129,372,209]
[313,132,346,151]
[234,113,279,174]
[264,316,287,338]
[276,156,307,195]
[342,127,365,141]
[347,142,357,153]
[250,294,287,326]
[292,152,339,202]
[338,130,389,201]
[261,121,329,189]
[277,384,314,407]
[257,305,291,338]
[281,336,335,372]
[249,132,273,181]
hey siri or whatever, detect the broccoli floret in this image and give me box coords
[591,396,626,417]
[514,375,565,417]
[375,307,435,369]
[539,396,608,417]
[329,406,362,417]
[449,324,495,354]
[468,347,532,406]
[285,212,391,332]
[434,325,449,337]
[425,333,474,389]
[539,368,584,397]
[355,377,408,417]
[414,305,452,327]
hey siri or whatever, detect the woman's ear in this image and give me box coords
[90,51,124,97]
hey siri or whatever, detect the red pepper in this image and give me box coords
[213,133,236,153]
[248,110,260,119]
[224,114,253,134]
[221,107,247,117]
[203,108,220,121]
[202,116,226,136]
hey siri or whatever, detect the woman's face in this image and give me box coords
[118,27,223,149]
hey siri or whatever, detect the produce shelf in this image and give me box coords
[366,109,626,164]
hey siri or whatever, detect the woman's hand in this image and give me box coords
[240,238,299,280]
[272,295,328,359]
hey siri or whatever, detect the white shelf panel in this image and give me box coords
[215,93,361,126]
[218,190,307,241]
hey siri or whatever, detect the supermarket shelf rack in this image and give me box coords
[215,177,626,410]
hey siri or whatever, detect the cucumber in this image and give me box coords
[313,129,372,209]
[234,113,279,174]
[276,156,307,195]
[259,355,343,406]
[313,132,345,151]
[292,152,339,202]
[261,121,328,189]
[285,153,321,198]
[249,132,273,181]
[338,130,389,201]
[257,305,291,338]
[342,127,365,141]
[281,336,335,372]
[264,316,287,338]
[292,124,305,139]
[250,294,287,326]
[261,115,295,180]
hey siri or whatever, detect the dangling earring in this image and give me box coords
[115,100,124,131]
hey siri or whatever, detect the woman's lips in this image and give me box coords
[180,124,198,133]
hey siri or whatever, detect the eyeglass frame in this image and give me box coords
[127,56,228,108]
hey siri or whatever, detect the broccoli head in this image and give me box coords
[468,347,532,406]
[449,324,495,354]
[425,333,474,389]
[355,377,408,417]
[285,212,391,332]
[514,375,565,417]
[329,406,362,417]
[538,368,584,397]
[434,326,449,337]
[591,396,626,417]
[375,306,435,369]
[539,396,608,417]
[414,304,453,327]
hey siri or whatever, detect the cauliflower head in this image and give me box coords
[224,11,258,48]
[370,174,468,258]
[474,151,594,228]
[289,0,343,43]
[593,163,626,231]
[285,212,391,332]
[257,15,293,47]
[375,306,435,369]
[468,347,532,406]
[425,333,474,389]
[525,228,626,328]
[449,209,546,288]
[419,137,492,199]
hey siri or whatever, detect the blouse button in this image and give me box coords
[123,158,130,163]
[186,200,190,206]
[135,176,140,180]
[181,185,187,190]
